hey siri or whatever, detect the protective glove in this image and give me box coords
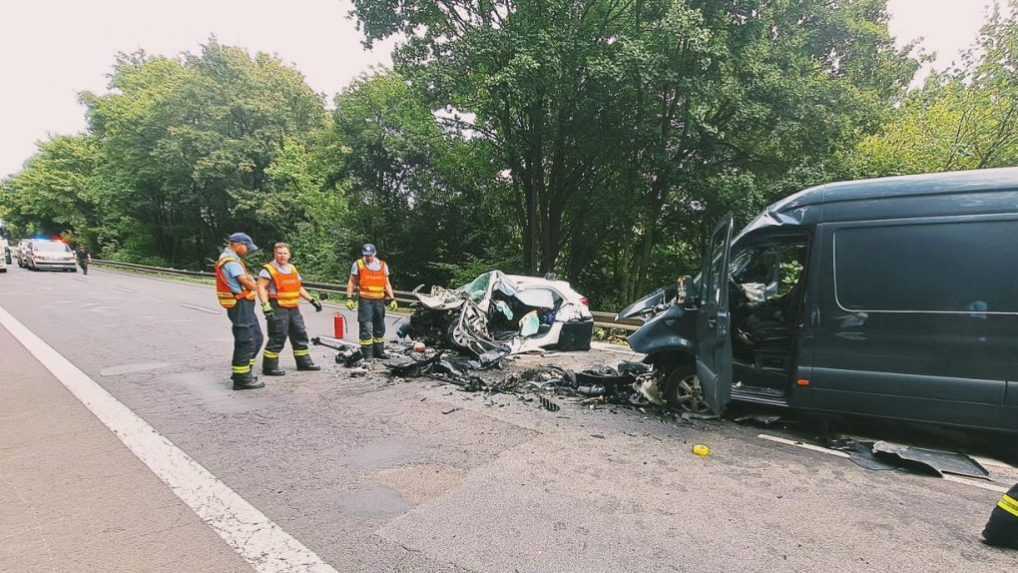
[261,302,275,318]
[387,300,398,312]
[310,298,323,312]
[346,299,357,311]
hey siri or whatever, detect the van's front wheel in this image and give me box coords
[662,364,711,414]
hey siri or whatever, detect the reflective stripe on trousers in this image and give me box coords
[263,303,311,358]
[357,300,386,348]
[227,300,263,377]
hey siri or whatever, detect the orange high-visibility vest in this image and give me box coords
[356,258,388,300]
[215,253,256,309]
[264,263,302,308]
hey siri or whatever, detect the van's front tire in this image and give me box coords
[661,363,711,415]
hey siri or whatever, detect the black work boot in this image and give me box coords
[295,354,321,371]
[984,483,1018,548]
[373,342,389,360]
[232,372,265,390]
[262,355,286,376]
[360,345,374,361]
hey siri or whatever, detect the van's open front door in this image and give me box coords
[695,214,734,414]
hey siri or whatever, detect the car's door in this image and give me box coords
[695,215,735,414]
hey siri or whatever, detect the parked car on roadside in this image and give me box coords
[16,239,31,268]
[627,167,1018,434]
[26,239,77,271]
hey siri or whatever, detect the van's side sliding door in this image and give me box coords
[808,217,1012,430]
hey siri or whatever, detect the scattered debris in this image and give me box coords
[312,336,365,367]
[872,441,990,480]
[681,412,720,421]
[590,434,606,439]
[764,433,998,485]
[692,444,711,457]
[441,407,461,415]
[827,437,900,471]
[539,396,561,412]
[734,414,784,427]
[636,376,667,406]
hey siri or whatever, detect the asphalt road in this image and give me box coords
[2,264,1017,572]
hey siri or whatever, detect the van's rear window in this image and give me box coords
[834,220,1018,313]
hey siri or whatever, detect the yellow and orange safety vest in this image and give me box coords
[356,259,388,300]
[215,253,256,309]
[263,263,302,308]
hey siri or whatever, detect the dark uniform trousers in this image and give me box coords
[264,301,311,360]
[358,299,386,348]
[227,299,263,377]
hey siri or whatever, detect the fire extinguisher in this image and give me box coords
[333,313,346,339]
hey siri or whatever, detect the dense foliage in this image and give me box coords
[2,2,1015,308]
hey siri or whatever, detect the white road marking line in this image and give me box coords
[944,475,1008,493]
[972,455,1018,471]
[757,434,1009,494]
[0,304,338,573]
[757,434,851,458]
[180,303,221,315]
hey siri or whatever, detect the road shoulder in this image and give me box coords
[0,323,252,573]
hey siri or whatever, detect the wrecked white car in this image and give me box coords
[401,271,594,359]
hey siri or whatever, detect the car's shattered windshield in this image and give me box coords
[458,271,493,302]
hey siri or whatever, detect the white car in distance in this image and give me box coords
[27,239,77,272]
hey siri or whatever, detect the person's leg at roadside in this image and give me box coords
[358,301,374,359]
[262,303,287,376]
[290,309,319,370]
[229,300,262,389]
[248,301,264,377]
[372,300,388,359]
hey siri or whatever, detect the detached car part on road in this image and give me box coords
[626,167,1018,435]
[401,271,594,359]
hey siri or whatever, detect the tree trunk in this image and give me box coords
[525,176,540,275]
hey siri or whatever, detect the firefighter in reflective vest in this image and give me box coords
[215,233,264,390]
[256,242,323,376]
[346,243,397,359]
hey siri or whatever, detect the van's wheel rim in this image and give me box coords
[668,370,711,414]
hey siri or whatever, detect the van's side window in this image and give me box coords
[834,220,1018,313]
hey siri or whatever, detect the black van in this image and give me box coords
[628,167,1018,432]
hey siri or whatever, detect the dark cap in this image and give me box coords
[228,232,258,253]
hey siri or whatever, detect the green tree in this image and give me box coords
[849,2,1018,177]
[326,70,508,286]
[82,39,328,266]
[1,134,104,247]
[348,0,919,304]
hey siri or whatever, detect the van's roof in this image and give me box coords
[736,167,1018,241]
[778,166,1018,212]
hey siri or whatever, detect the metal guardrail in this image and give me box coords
[92,259,642,332]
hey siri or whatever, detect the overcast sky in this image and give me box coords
[0,0,994,178]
